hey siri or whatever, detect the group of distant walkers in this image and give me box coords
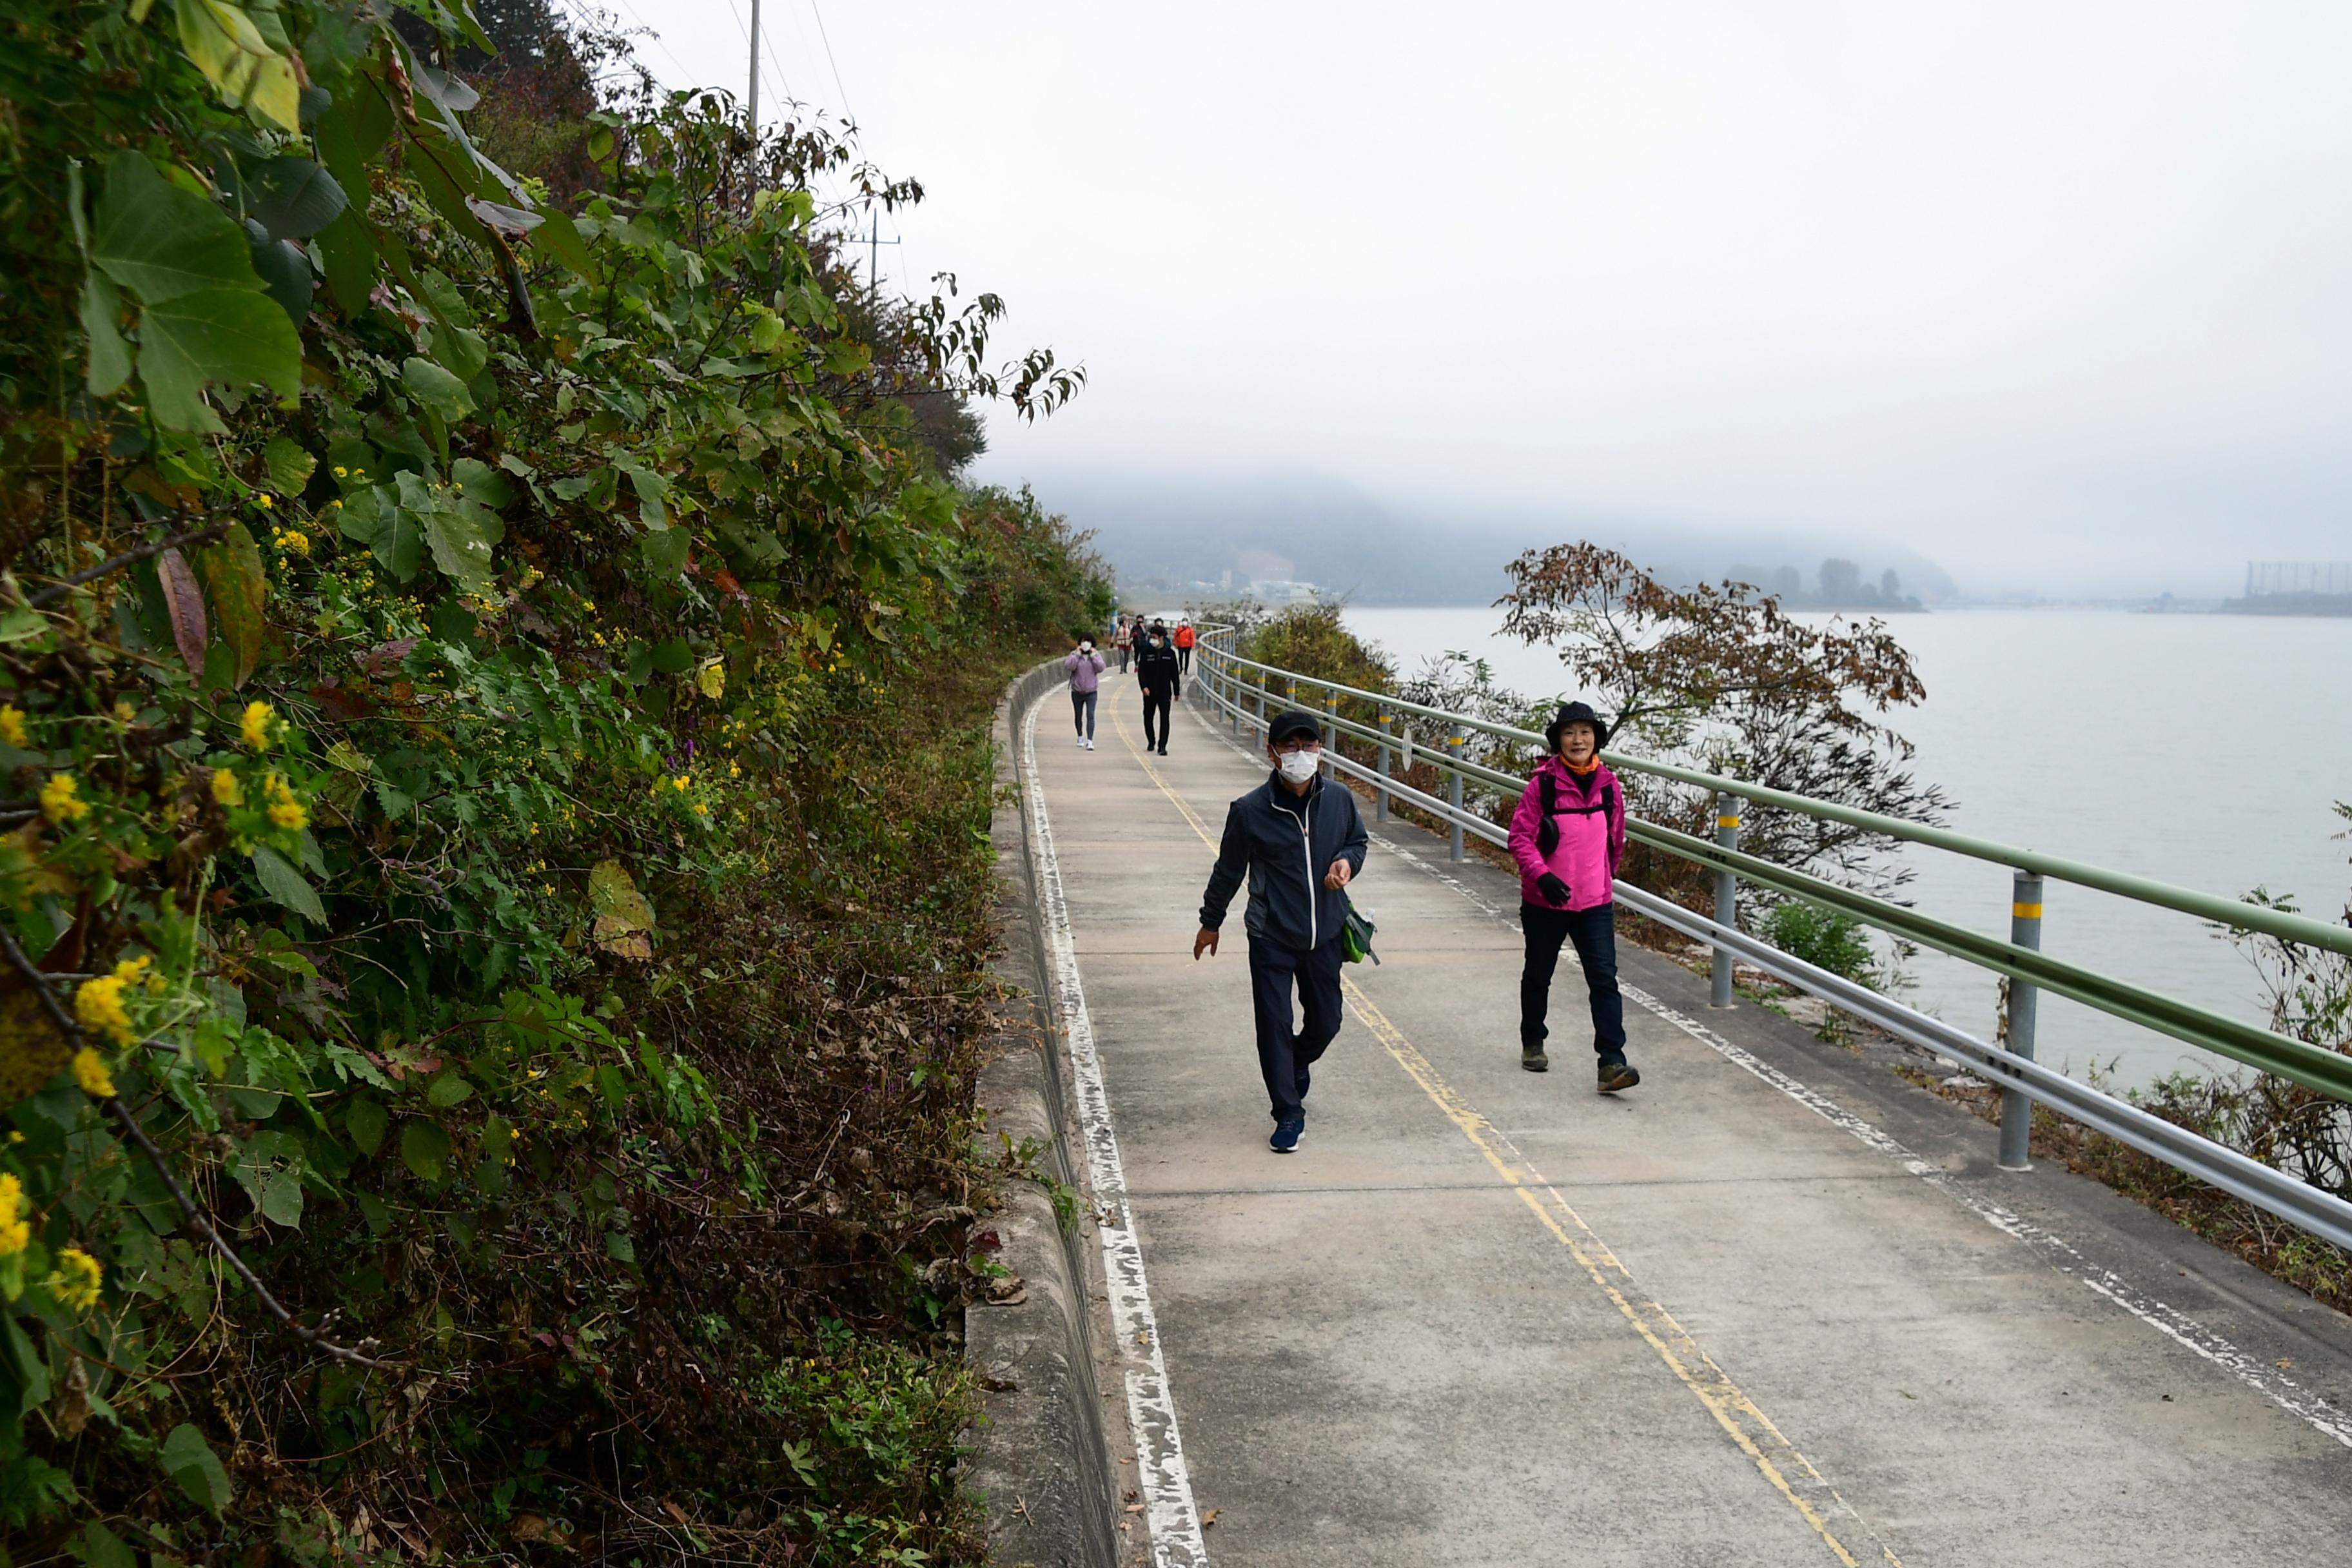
[1061,611,1194,754]
[1061,617,1636,1155]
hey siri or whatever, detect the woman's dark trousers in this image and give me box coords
[1248,936,1344,1120]
[1071,688,1097,740]
[1141,687,1172,749]
[1520,901,1627,1059]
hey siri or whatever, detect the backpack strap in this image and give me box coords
[1536,770,1560,858]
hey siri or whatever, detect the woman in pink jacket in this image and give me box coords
[1506,701,1637,1090]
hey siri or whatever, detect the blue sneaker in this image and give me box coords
[1269,1115,1304,1153]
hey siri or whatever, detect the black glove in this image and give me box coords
[1536,873,1571,907]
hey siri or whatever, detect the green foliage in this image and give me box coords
[0,1,1092,1559]
[1240,602,1393,700]
[1762,901,1879,988]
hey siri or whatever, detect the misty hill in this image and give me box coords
[1032,471,1959,607]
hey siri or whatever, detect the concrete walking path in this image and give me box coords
[1024,676,2352,1567]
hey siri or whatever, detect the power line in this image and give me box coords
[806,0,856,124]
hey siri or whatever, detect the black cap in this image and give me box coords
[1268,710,1322,746]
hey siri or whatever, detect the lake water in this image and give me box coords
[1340,605,2352,1089]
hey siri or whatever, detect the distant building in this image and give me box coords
[1248,579,1323,605]
[2222,561,2352,617]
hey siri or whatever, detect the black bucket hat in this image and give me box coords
[1544,700,1611,754]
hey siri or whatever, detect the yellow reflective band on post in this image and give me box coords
[1718,816,1742,829]
[2013,903,2043,920]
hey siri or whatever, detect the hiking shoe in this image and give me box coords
[1158,745,1169,756]
[1269,1115,1304,1153]
[1597,1057,1641,1093]
[1522,1045,1549,1073]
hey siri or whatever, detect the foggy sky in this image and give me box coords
[630,3,2352,596]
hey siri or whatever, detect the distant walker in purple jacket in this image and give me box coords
[1506,701,1639,1092]
[1064,636,1106,749]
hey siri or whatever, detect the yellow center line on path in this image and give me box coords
[1107,701,1903,1568]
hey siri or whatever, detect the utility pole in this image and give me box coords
[747,0,760,136]
[860,211,899,297]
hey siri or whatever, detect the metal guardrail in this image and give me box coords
[1182,629,2352,1251]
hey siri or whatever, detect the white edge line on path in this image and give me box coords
[1024,689,1211,1565]
[1184,698,2352,1452]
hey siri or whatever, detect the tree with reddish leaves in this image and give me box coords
[1498,542,1950,907]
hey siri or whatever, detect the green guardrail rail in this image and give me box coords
[1191,633,2352,1104]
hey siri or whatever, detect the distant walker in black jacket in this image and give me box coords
[1135,623,1182,754]
[1194,710,1369,1153]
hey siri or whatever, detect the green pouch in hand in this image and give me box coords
[1340,899,1380,965]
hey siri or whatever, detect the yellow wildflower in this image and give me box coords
[333,465,349,478]
[112,956,150,985]
[671,774,690,791]
[0,1173,28,1256]
[254,493,273,509]
[277,529,311,557]
[113,699,136,723]
[211,769,244,807]
[241,701,275,749]
[264,772,308,830]
[47,1246,102,1311]
[40,772,88,824]
[74,974,132,1046]
[0,706,26,747]
[72,1046,117,1099]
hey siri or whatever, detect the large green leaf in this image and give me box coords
[248,230,313,326]
[161,1423,233,1514]
[251,845,326,921]
[345,1097,388,1157]
[81,271,132,396]
[641,525,689,579]
[246,157,348,242]
[531,208,597,275]
[177,0,299,132]
[93,152,258,304]
[402,355,473,421]
[262,435,315,495]
[400,1121,450,1182]
[197,521,267,686]
[314,206,378,316]
[424,505,495,593]
[137,288,301,433]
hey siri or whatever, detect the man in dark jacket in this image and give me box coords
[1134,620,1182,754]
[1193,710,1370,1152]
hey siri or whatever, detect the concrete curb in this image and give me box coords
[964,660,1129,1568]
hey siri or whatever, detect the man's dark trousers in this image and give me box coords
[1248,936,1344,1120]
[1141,687,1173,749]
[1520,901,1627,1058]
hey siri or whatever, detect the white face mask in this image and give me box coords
[1079,642,1093,652]
[1277,749,1320,784]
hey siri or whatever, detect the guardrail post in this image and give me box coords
[1254,668,1267,740]
[1375,707,1393,823]
[1322,689,1338,778]
[1999,871,2044,1171]
[1712,793,1741,1008]
[1446,725,1467,861]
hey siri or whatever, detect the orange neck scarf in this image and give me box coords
[1561,753,1601,776]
